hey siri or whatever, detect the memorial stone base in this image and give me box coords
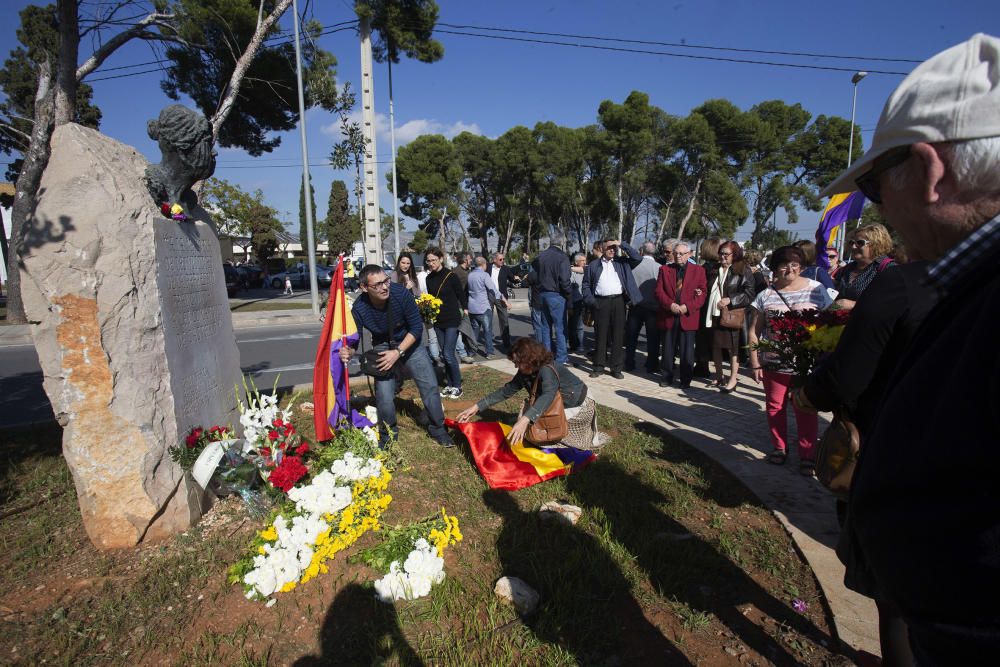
[19,123,241,549]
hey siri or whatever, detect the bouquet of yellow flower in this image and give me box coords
[415,293,443,324]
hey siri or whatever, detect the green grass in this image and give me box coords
[0,366,845,666]
[229,300,314,312]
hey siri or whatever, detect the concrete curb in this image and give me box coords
[476,357,880,658]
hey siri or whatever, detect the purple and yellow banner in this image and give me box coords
[815,191,866,270]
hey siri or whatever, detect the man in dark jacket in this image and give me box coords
[488,252,514,350]
[820,33,1000,664]
[531,235,572,363]
[581,239,642,378]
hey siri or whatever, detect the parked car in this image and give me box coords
[223,264,241,297]
[235,264,264,289]
[269,265,333,289]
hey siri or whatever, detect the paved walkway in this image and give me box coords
[480,356,879,658]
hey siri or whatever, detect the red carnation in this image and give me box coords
[269,456,308,492]
[295,443,309,455]
[268,430,280,441]
[160,202,170,215]
[283,425,295,437]
[273,419,284,428]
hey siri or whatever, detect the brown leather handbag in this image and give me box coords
[525,365,569,445]
[815,411,861,501]
[719,305,745,329]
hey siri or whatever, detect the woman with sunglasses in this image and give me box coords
[834,223,895,308]
[423,247,467,398]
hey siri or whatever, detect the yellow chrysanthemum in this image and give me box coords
[259,526,277,541]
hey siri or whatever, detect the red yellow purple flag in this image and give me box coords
[445,419,596,490]
[312,257,362,441]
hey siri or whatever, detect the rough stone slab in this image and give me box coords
[19,123,241,549]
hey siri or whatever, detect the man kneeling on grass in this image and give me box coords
[340,264,455,449]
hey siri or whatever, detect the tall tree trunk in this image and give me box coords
[501,207,515,255]
[617,176,624,241]
[438,211,446,253]
[54,0,79,125]
[7,61,56,324]
[675,177,702,243]
[525,209,532,257]
[210,0,293,141]
[657,194,675,243]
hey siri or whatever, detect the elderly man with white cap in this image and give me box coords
[826,33,1000,664]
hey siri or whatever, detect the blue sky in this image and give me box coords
[1,0,994,242]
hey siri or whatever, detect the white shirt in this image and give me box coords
[490,265,502,291]
[595,258,624,296]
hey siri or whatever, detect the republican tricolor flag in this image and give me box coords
[312,256,372,441]
[446,419,595,490]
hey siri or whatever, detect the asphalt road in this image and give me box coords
[0,302,547,430]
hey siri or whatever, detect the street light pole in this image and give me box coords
[841,70,868,257]
[291,0,320,315]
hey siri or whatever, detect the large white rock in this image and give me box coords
[494,576,540,615]
[19,123,241,549]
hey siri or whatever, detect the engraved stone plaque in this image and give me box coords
[154,219,241,439]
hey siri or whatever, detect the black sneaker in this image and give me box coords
[434,434,456,448]
[449,388,464,399]
[610,371,625,380]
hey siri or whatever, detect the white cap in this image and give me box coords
[822,33,1000,197]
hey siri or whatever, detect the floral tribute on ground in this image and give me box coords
[353,508,464,603]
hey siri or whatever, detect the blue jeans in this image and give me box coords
[568,300,585,351]
[469,312,495,355]
[455,330,469,358]
[539,291,568,364]
[373,346,448,443]
[531,306,547,347]
[434,326,462,390]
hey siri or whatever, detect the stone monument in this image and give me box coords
[18,107,241,550]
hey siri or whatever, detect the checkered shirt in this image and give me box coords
[925,215,1000,293]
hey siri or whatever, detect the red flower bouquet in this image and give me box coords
[752,308,851,382]
[169,424,235,470]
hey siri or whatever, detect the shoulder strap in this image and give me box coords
[771,287,793,311]
[529,364,560,400]
[434,271,451,297]
[877,256,893,273]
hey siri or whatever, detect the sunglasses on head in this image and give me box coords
[855,146,911,203]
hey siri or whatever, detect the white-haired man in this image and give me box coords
[823,33,1000,663]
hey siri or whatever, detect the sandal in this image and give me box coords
[767,450,787,465]
[800,460,816,477]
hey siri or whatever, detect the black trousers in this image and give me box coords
[493,300,511,349]
[625,305,661,371]
[660,320,696,385]
[592,295,626,372]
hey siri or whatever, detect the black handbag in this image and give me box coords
[360,296,397,379]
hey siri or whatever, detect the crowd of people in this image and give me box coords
[335,32,999,665]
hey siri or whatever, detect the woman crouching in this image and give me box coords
[456,338,601,450]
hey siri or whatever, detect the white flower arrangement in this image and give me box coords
[236,450,391,600]
[236,377,295,453]
[373,538,446,602]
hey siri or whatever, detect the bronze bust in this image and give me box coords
[145,105,216,211]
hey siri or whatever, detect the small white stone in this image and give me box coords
[538,501,582,526]
[494,576,539,615]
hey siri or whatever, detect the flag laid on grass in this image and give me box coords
[815,191,866,270]
[445,419,596,490]
[313,256,372,441]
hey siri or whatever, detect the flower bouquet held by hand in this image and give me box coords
[752,307,851,383]
[415,293,443,325]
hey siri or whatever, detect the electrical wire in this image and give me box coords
[436,22,922,64]
[434,28,910,76]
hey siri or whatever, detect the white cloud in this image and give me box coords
[320,111,480,146]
